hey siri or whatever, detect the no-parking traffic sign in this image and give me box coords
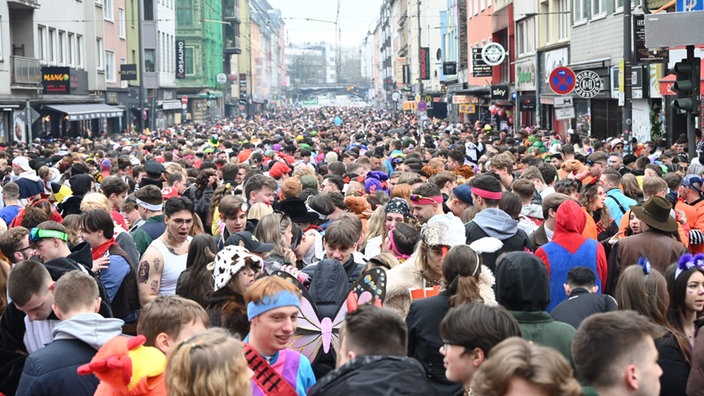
[549,66,576,95]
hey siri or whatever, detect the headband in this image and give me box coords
[388,229,411,260]
[471,187,502,200]
[676,253,704,280]
[410,195,443,205]
[247,290,301,320]
[136,198,163,211]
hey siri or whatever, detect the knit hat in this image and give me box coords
[100,158,111,170]
[300,175,318,191]
[207,245,264,292]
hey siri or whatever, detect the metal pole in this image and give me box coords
[687,45,697,159]
[534,15,541,128]
[137,0,144,133]
[623,0,633,152]
[417,0,423,97]
[25,100,32,145]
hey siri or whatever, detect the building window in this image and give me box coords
[48,28,56,63]
[77,34,83,66]
[176,0,192,24]
[558,0,569,40]
[58,31,65,64]
[144,0,154,21]
[144,48,155,72]
[185,46,194,75]
[38,26,46,62]
[0,17,3,60]
[592,0,606,18]
[104,0,114,20]
[96,38,104,69]
[573,0,588,24]
[516,20,528,56]
[118,8,126,38]
[105,50,115,82]
[68,33,74,65]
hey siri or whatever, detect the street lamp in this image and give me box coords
[302,17,341,84]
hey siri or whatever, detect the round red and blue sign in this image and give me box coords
[549,66,576,95]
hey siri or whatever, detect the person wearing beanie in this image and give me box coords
[494,251,576,364]
[243,276,316,395]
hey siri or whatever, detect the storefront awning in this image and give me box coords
[45,103,124,121]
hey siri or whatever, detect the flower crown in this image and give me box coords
[676,253,704,279]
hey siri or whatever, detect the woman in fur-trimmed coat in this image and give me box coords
[405,244,498,396]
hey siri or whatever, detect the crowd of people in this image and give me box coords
[0,106,703,395]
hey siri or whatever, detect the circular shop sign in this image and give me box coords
[574,70,603,98]
[482,43,506,66]
[216,73,227,84]
[391,92,401,102]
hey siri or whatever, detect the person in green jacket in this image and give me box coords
[130,185,165,256]
[494,251,577,364]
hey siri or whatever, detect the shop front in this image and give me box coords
[41,103,124,138]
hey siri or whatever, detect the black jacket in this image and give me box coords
[406,291,463,396]
[301,259,350,379]
[657,332,690,396]
[15,339,99,396]
[309,355,436,396]
[550,288,618,329]
[465,210,531,273]
[303,256,364,289]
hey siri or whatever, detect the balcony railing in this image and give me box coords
[8,0,40,9]
[11,55,41,85]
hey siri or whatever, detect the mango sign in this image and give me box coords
[41,66,71,94]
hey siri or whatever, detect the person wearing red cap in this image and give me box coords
[268,161,291,181]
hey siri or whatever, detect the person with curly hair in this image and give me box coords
[470,337,582,396]
[166,328,251,396]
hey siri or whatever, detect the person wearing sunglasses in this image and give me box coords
[138,197,194,308]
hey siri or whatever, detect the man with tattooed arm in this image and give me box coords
[137,197,194,307]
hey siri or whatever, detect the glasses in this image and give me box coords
[586,159,605,166]
[440,340,463,352]
[170,218,194,226]
[17,245,34,253]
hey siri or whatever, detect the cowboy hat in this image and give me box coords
[630,196,678,233]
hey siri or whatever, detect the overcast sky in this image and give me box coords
[268,0,382,47]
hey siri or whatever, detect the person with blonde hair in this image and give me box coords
[470,337,582,396]
[255,212,297,271]
[166,328,251,396]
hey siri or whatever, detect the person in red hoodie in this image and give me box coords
[535,199,607,312]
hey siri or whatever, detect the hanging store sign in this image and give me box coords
[472,48,492,77]
[42,66,71,94]
[420,47,430,80]
[176,40,186,79]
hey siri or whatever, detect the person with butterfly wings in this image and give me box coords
[273,265,389,381]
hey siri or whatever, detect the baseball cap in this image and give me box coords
[225,231,275,253]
